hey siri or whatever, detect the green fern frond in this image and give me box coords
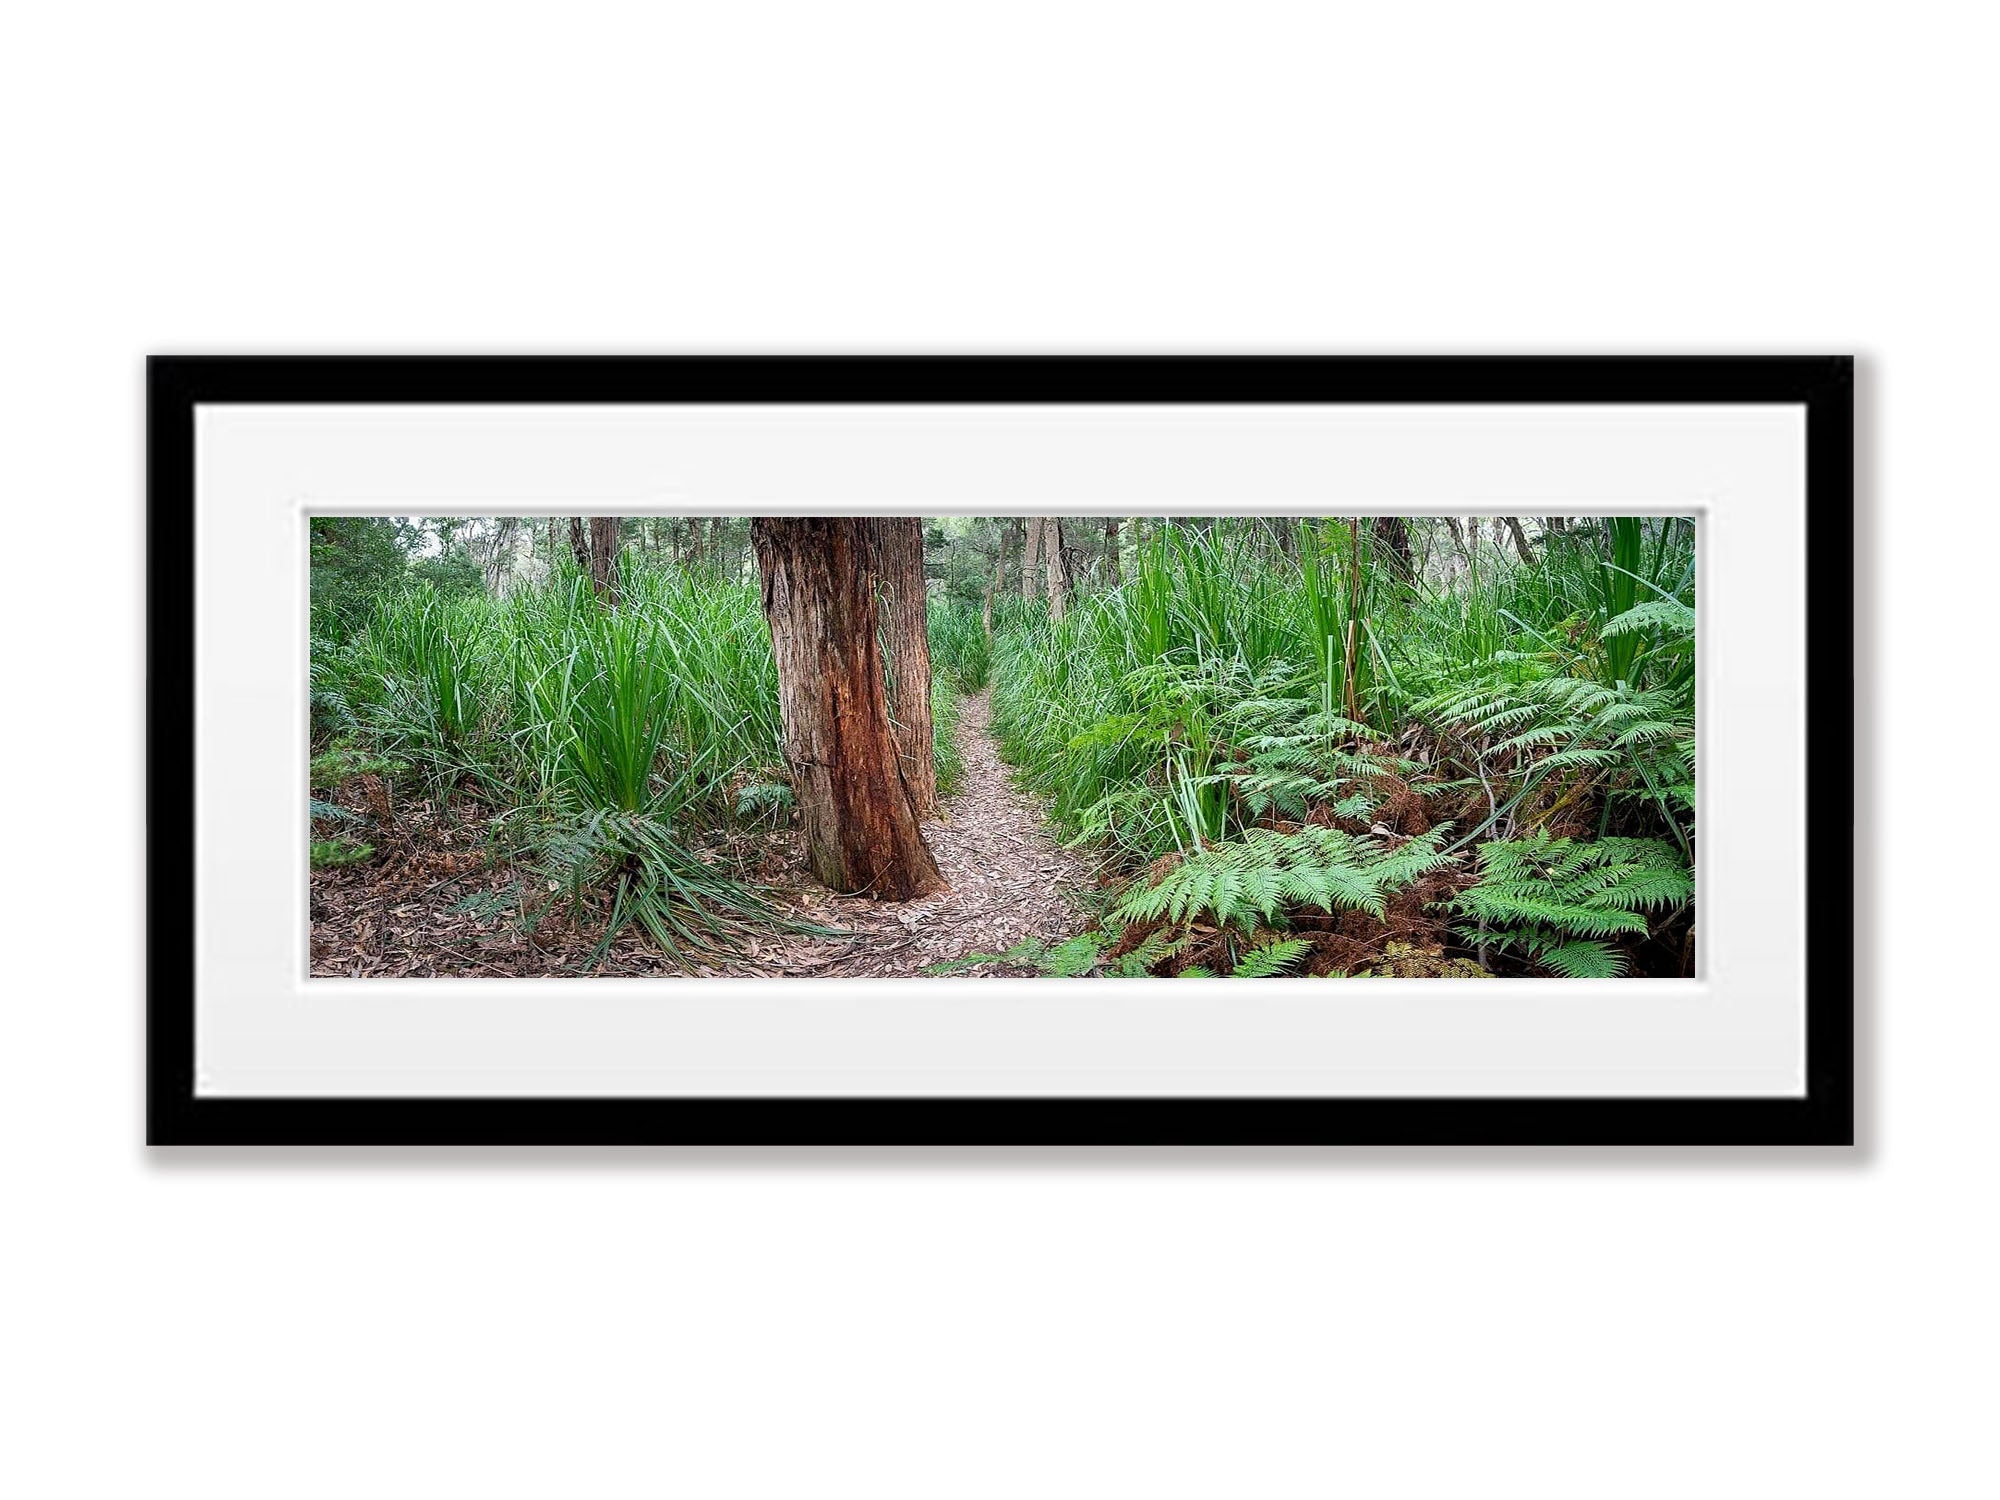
[1450,829,1690,977]
[1599,599,1695,639]
[1114,823,1441,932]
[1231,938,1312,977]
[1539,940,1629,978]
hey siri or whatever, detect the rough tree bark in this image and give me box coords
[1501,515,1535,565]
[590,518,622,603]
[569,517,622,606]
[1043,517,1070,620]
[1020,514,1041,598]
[751,518,943,900]
[868,517,939,819]
[1103,516,1121,585]
[1371,516,1412,578]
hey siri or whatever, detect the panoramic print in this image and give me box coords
[308,515,1696,979]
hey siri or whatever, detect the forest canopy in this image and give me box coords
[309,514,1696,980]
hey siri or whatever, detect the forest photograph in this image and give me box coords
[309,514,1696,981]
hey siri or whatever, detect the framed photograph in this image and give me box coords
[149,356,1853,1145]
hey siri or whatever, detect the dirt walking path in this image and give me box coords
[740,690,1095,977]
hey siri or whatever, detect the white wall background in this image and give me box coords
[0,4,1984,1495]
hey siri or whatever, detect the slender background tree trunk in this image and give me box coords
[1443,516,1473,570]
[1371,515,1412,578]
[1043,517,1069,620]
[1103,517,1121,585]
[569,517,622,605]
[589,517,621,605]
[751,518,943,900]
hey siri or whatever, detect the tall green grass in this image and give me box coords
[929,600,991,692]
[991,519,1697,863]
[315,518,1696,976]
[314,551,972,963]
[334,566,784,817]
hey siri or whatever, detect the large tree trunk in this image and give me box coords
[1043,517,1069,620]
[1020,514,1041,599]
[1501,515,1535,565]
[751,518,943,900]
[1102,517,1121,585]
[869,517,939,819]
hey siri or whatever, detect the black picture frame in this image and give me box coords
[148,355,1854,1146]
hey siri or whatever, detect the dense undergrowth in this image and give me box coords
[311,516,1694,979]
[310,552,980,964]
[984,519,1695,977]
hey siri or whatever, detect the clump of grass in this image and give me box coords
[520,807,819,966]
[358,591,495,775]
[929,601,992,691]
[932,677,966,797]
